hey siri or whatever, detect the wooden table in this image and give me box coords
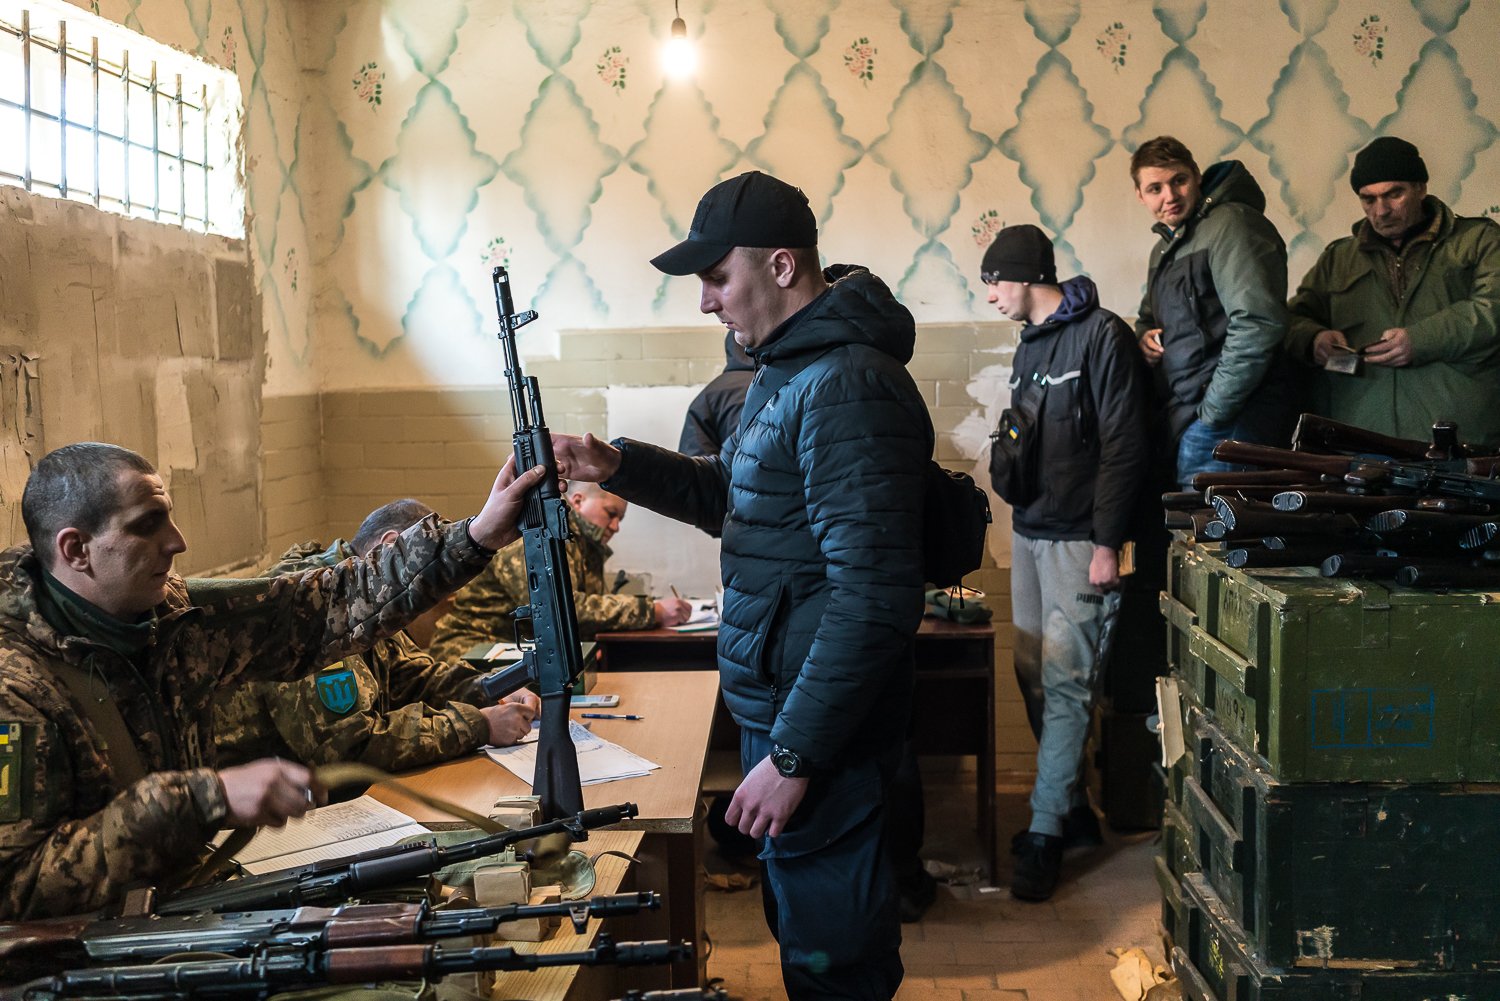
[481,828,643,1001]
[371,671,718,988]
[594,619,1000,881]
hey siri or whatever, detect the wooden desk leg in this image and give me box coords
[634,821,707,988]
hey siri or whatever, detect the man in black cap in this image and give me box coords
[982,224,1148,900]
[1287,136,1500,444]
[553,170,932,1000]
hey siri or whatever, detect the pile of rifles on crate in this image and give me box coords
[1165,413,1500,587]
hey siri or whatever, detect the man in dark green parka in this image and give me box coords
[1287,136,1500,446]
[553,171,932,1001]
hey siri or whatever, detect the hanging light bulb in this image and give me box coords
[662,0,696,79]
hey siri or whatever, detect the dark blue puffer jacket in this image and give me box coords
[605,265,933,766]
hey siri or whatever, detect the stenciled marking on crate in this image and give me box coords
[1309,687,1435,749]
[1296,925,1336,961]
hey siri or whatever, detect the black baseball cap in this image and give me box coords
[650,171,818,275]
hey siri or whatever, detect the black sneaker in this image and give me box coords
[1010,805,1104,855]
[1011,832,1064,902]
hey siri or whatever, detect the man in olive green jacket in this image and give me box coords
[1288,136,1500,445]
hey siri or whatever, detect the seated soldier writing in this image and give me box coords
[213,498,541,774]
[428,481,690,663]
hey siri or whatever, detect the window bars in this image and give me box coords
[0,8,220,233]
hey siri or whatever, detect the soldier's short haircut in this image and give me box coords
[1130,136,1200,185]
[565,480,605,500]
[22,442,158,569]
[352,498,435,557]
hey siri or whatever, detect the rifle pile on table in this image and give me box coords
[1164,414,1500,586]
[0,805,694,998]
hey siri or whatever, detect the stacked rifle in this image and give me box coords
[1164,414,1500,586]
[0,805,694,999]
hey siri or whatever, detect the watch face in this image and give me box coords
[772,746,801,777]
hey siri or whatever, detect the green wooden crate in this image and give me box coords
[1179,705,1500,971]
[1163,539,1500,783]
[1157,853,1190,949]
[1174,873,1500,1001]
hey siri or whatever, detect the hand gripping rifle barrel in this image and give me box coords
[481,266,587,819]
[156,803,637,916]
[0,936,692,1001]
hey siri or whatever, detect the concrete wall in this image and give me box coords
[0,188,264,575]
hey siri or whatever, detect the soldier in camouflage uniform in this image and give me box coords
[0,443,543,919]
[428,482,691,664]
[213,499,540,772]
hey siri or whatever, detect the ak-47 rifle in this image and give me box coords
[1212,441,1500,504]
[0,935,691,1001]
[471,266,586,820]
[0,892,658,976]
[155,803,636,916]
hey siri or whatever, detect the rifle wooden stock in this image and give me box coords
[1208,496,1362,541]
[1271,491,1410,514]
[1396,563,1500,589]
[1365,510,1497,540]
[1190,468,1324,488]
[1467,455,1500,478]
[1202,485,1288,503]
[1320,554,1409,578]
[1292,414,1435,460]
[1224,546,1339,569]
[1211,440,1355,476]
[1162,491,1204,511]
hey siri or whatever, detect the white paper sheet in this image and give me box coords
[216,795,427,874]
[486,720,660,786]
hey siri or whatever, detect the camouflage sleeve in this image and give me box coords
[251,647,489,772]
[427,545,528,666]
[0,705,225,919]
[573,592,655,637]
[382,631,489,708]
[191,515,494,688]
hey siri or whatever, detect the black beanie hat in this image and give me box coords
[1350,137,1428,192]
[980,224,1057,284]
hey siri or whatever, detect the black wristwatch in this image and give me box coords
[771,743,809,778]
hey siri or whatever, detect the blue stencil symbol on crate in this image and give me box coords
[1310,688,1435,750]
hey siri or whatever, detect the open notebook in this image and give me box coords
[213,796,428,875]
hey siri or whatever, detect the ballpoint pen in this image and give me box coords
[581,713,645,720]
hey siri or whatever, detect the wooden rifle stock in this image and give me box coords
[1208,496,1362,541]
[1272,491,1409,514]
[1211,440,1354,476]
[1191,468,1325,488]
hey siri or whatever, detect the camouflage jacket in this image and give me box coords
[212,540,493,773]
[428,509,652,664]
[0,516,493,919]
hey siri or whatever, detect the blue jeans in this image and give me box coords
[742,729,903,1001]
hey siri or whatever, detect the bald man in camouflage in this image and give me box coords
[428,481,691,664]
[213,499,541,775]
[0,443,543,920]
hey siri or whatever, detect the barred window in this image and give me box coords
[0,0,242,237]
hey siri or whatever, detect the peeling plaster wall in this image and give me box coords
[0,189,265,575]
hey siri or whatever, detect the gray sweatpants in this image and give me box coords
[1010,534,1119,836]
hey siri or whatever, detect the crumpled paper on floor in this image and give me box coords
[1108,946,1175,1000]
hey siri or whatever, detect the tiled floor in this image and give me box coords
[703,767,1164,1001]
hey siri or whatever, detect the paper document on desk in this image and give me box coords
[212,796,428,875]
[486,719,660,785]
[477,641,525,662]
[669,598,719,633]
